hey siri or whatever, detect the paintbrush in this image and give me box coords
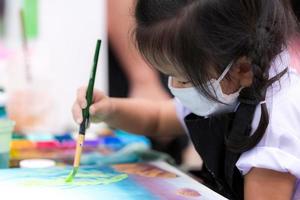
[65,39,101,182]
[19,8,32,83]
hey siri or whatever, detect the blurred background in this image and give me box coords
[0,0,298,172]
[0,0,198,170]
[0,0,108,133]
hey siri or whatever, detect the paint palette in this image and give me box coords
[0,161,227,200]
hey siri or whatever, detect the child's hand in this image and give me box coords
[72,87,114,124]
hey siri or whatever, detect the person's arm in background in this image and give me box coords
[244,168,296,200]
[290,0,300,73]
[108,0,170,100]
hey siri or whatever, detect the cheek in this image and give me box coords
[171,81,182,88]
[240,73,254,87]
[171,81,181,88]
[220,78,241,94]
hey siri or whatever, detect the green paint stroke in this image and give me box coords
[21,172,128,187]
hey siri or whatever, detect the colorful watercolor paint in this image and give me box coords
[0,161,227,200]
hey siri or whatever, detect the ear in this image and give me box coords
[231,57,253,87]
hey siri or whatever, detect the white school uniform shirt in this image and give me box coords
[173,51,300,179]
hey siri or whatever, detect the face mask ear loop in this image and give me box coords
[217,61,234,83]
[168,76,175,89]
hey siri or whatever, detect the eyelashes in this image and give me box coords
[178,81,191,85]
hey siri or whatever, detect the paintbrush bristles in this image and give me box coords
[65,167,78,183]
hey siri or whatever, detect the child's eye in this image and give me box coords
[179,81,190,85]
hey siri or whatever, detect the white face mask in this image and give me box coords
[168,61,241,117]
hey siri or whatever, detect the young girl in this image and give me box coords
[73,0,300,199]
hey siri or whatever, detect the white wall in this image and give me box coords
[4,0,108,132]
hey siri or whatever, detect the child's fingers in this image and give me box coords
[77,87,87,109]
[72,102,83,124]
[92,89,106,102]
[89,98,111,116]
[74,87,108,124]
[77,87,106,107]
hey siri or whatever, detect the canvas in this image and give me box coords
[0,161,227,200]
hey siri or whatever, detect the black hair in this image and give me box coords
[134,0,299,153]
[291,0,300,21]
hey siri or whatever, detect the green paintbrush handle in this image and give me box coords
[82,40,101,120]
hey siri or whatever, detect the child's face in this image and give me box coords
[156,57,253,95]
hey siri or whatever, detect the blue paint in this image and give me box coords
[55,133,73,143]
[115,130,151,148]
[99,136,124,151]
